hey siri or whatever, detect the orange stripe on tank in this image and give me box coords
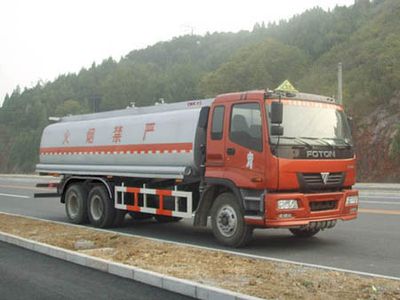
[40,142,192,155]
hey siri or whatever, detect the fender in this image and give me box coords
[193,177,244,227]
[60,176,113,203]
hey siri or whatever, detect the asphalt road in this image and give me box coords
[0,240,192,300]
[0,176,399,279]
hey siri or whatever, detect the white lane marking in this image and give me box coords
[361,195,400,199]
[0,193,30,199]
[361,194,399,197]
[360,192,400,197]
[1,211,399,282]
[361,200,400,205]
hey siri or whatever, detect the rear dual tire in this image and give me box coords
[65,184,88,224]
[65,183,125,228]
[87,185,118,228]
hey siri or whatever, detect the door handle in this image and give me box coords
[227,148,236,156]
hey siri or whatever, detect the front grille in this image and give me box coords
[298,172,344,191]
[310,200,337,211]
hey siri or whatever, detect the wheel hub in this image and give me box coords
[90,195,104,221]
[67,192,79,218]
[216,205,237,237]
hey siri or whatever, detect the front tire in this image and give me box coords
[65,184,88,224]
[87,185,115,228]
[289,228,320,238]
[211,193,253,247]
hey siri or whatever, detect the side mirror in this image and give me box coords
[271,124,284,136]
[347,116,353,132]
[270,102,283,124]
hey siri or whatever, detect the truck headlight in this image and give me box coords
[346,195,359,206]
[277,199,298,210]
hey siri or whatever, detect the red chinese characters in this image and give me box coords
[63,130,71,145]
[86,128,96,144]
[143,122,155,141]
[112,126,123,143]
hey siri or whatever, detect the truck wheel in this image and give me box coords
[211,193,253,247]
[154,215,182,223]
[87,185,115,228]
[65,184,88,224]
[289,228,320,238]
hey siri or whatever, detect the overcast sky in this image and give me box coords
[0,0,355,106]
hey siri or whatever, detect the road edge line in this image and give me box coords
[0,231,261,300]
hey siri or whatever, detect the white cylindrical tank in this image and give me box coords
[36,99,213,179]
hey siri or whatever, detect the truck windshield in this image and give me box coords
[267,100,353,146]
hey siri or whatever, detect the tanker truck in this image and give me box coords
[36,89,359,247]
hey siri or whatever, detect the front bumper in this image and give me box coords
[244,189,358,228]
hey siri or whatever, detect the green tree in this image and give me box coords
[55,99,90,117]
[200,38,309,96]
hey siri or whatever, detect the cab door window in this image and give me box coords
[229,103,262,151]
[211,105,225,140]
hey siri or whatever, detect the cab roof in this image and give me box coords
[214,90,337,105]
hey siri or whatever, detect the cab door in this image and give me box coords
[205,105,226,178]
[224,102,266,188]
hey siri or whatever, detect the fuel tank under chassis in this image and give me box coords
[36,99,213,179]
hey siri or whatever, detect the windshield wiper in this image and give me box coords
[322,137,353,148]
[298,137,334,149]
[276,136,312,148]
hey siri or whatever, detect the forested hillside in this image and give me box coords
[1,0,399,181]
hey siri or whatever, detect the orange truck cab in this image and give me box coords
[195,89,358,246]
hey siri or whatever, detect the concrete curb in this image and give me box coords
[0,231,262,300]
